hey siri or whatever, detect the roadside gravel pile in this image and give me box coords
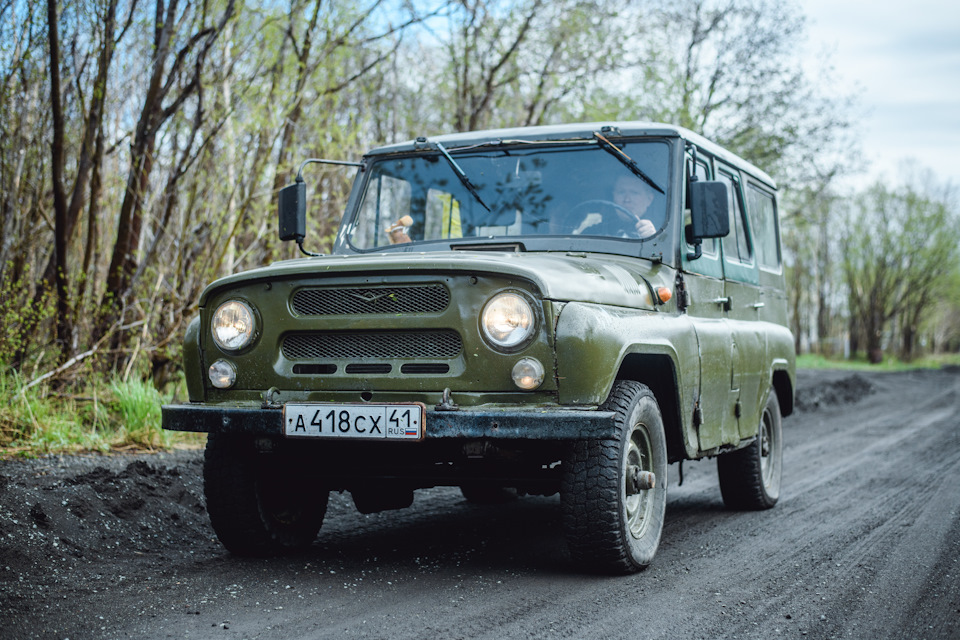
[0,449,215,636]
[793,371,876,412]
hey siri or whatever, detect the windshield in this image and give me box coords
[345,141,670,250]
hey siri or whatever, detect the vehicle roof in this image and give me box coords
[364,121,776,188]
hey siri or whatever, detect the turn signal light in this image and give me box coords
[656,287,672,304]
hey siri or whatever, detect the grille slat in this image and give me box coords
[282,330,462,360]
[292,285,449,316]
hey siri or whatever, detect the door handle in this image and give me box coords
[710,297,731,311]
[751,302,765,309]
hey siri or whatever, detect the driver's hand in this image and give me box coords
[635,218,655,238]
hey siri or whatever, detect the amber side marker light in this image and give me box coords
[656,287,672,304]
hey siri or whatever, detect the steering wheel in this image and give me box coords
[563,199,638,235]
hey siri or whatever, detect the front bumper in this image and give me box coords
[161,404,618,440]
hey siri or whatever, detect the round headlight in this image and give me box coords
[211,300,256,351]
[512,357,544,390]
[208,359,237,389]
[481,292,536,350]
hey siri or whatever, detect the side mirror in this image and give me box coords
[689,181,730,239]
[687,180,729,260]
[278,181,306,242]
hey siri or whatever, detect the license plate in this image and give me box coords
[283,403,425,440]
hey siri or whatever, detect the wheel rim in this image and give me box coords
[624,425,654,539]
[759,406,778,490]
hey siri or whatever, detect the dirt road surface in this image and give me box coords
[2,368,959,639]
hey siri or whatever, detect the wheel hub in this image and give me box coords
[626,464,656,495]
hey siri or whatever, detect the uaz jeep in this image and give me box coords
[163,122,795,573]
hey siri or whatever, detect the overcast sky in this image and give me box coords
[801,0,960,191]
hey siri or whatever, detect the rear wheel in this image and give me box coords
[204,433,328,556]
[717,391,783,510]
[561,381,668,574]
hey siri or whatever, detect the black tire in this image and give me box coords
[459,485,519,504]
[204,433,328,556]
[717,391,783,510]
[561,381,668,574]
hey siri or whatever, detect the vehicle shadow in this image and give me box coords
[310,489,572,574]
[284,479,737,575]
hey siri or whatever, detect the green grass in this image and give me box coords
[797,352,960,371]
[0,368,204,457]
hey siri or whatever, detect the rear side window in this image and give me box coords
[745,184,780,269]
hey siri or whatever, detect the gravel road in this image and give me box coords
[2,367,959,639]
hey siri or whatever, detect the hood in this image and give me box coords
[199,250,669,310]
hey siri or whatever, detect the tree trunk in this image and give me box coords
[47,0,73,359]
[865,307,884,364]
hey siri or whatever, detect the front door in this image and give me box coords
[716,166,765,440]
[681,155,739,452]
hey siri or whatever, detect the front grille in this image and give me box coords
[400,363,450,374]
[292,364,337,375]
[345,363,392,374]
[292,285,449,316]
[282,330,462,360]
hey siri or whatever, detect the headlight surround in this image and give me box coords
[211,300,256,352]
[481,292,537,351]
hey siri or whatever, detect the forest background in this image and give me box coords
[1,0,958,449]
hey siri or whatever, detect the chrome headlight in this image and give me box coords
[211,300,256,351]
[481,292,536,351]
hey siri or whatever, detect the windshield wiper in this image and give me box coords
[593,132,665,194]
[434,141,490,212]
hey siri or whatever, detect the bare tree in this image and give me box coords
[840,180,958,363]
[434,0,638,132]
[44,0,131,361]
[96,0,236,351]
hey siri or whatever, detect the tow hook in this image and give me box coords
[627,465,656,495]
[435,387,459,412]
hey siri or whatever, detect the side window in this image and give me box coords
[745,184,780,269]
[718,169,752,264]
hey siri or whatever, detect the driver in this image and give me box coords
[572,175,657,238]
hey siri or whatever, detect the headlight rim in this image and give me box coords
[479,290,540,353]
[210,299,259,353]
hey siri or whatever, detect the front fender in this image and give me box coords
[183,315,204,402]
[553,303,694,403]
[554,302,700,457]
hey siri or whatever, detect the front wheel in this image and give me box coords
[717,391,783,510]
[204,433,328,556]
[561,381,668,574]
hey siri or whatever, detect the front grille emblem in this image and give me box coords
[348,291,392,304]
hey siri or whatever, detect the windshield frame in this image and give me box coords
[332,136,679,264]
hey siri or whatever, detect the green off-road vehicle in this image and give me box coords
[163,122,795,573]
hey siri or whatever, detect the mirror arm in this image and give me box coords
[296,158,364,180]
[297,239,323,257]
[686,241,702,261]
